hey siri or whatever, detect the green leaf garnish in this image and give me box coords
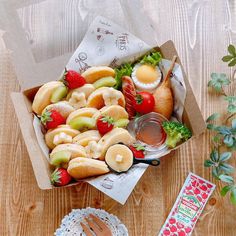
[114,63,133,90]
[139,51,162,66]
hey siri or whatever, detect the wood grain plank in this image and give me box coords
[0,0,236,235]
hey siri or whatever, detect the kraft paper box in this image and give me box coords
[0,1,205,204]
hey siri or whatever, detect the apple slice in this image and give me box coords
[93,76,116,89]
[50,150,71,166]
[69,116,96,131]
[50,85,68,103]
[114,119,129,128]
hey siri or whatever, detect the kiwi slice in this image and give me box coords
[114,119,129,128]
[50,85,68,103]
[69,116,96,131]
[50,150,71,166]
[93,76,116,89]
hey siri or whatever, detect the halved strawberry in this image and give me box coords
[62,68,86,89]
[51,168,72,187]
[96,115,114,135]
[129,143,145,158]
[41,109,65,129]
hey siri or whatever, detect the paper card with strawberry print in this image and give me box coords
[158,172,215,236]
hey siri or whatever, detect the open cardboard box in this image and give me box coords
[0,1,205,192]
[10,41,206,190]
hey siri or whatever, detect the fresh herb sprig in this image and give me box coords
[205,44,236,205]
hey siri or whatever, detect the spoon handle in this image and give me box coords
[133,158,160,166]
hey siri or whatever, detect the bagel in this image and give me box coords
[32,81,64,115]
[81,66,115,83]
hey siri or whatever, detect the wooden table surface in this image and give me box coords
[0,0,236,235]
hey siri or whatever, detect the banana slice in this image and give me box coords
[45,125,79,149]
[73,130,101,146]
[67,157,110,179]
[42,101,75,119]
[81,66,115,83]
[98,127,135,160]
[66,108,98,124]
[85,141,102,159]
[50,143,86,166]
[32,81,64,115]
[66,84,95,109]
[87,87,125,109]
[105,144,133,173]
[93,105,128,121]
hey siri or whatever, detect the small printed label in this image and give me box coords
[158,172,215,236]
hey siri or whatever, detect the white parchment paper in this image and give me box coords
[33,16,186,204]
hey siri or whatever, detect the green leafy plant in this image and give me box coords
[222,44,236,67]
[205,44,236,205]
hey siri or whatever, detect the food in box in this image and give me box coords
[30,50,192,187]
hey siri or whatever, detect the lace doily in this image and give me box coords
[55,208,129,236]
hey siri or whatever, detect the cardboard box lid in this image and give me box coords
[0,0,157,90]
[0,0,71,90]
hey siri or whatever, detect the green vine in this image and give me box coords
[205,44,236,205]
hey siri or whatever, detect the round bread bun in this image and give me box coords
[42,101,75,119]
[87,87,125,109]
[45,125,79,149]
[81,66,115,83]
[67,157,109,179]
[93,105,128,121]
[66,107,98,124]
[32,81,64,115]
[50,143,86,159]
[73,130,101,146]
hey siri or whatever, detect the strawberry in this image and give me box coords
[41,109,65,129]
[62,68,86,89]
[129,143,145,158]
[96,116,114,135]
[50,168,72,187]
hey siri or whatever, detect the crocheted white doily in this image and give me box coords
[55,208,129,236]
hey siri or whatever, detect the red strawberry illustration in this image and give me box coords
[186,185,192,191]
[62,69,86,89]
[178,230,186,236]
[199,179,204,184]
[169,218,176,224]
[194,188,200,195]
[176,222,184,229]
[163,229,171,235]
[207,183,213,188]
[192,180,197,187]
[170,226,177,233]
[202,192,208,199]
[197,195,202,202]
[200,184,207,191]
[41,109,66,129]
[50,168,72,186]
[185,227,192,233]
